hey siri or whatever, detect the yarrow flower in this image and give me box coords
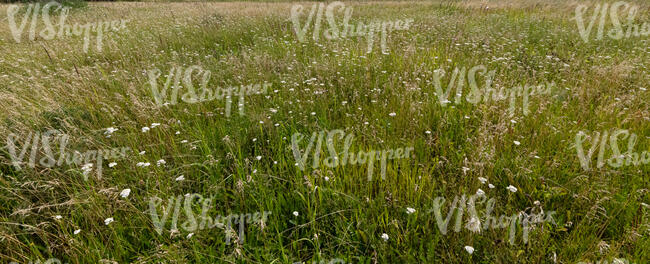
[104,127,118,137]
[120,188,131,198]
[507,185,518,193]
[81,163,93,176]
[464,246,474,254]
[513,140,521,145]
[293,211,299,217]
[151,123,160,128]
[389,112,396,116]
[175,175,185,181]
[488,183,495,189]
[141,127,150,133]
[476,189,485,196]
[108,162,117,168]
[156,159,166,166]
[478,177,488,184]
[73,229,81,235]
[136,162,150,167]
[406,207,416,214]
[381,233,389,241]
[104,218,114,225]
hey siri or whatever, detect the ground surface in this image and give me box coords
[0,1,648,263]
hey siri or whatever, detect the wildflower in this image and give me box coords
[54,215,62,220]
[187,233,194,239]
[156,159,166,166]
[478,177,488,184]
[151,123,160,128]
[324,176,330,182]
[381,233,389,241]
[389,112,396,116]
[104,218,114,225]
[476,189,485,196]
[256,156,262,160]
[81,163,93,176]
[425,130,431,134]
[74,229,81,235]
[108,162,117,168]
[180,140,188,143]
[293,211,299,217]
[136,162,150,167]
[462,167,470,174]
[488,184,495,189]
[139,151,146,155]
[464,246,474,254]
[119,189,131,198]
[513,140,521,145]
[141,127,150,133]
[406,207,416,214]
[175,175,185,181]
[175,131,181,135]
[507,185,518,193]
[104,127,118,137]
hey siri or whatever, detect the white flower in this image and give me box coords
[104,217,114,225]
[476,189,485,196]
[187,233,194,239]
[119,188,131,198]
[175,131,181,135]
[293,211,299,217]
[156,159,166,166]
[139,151,146,155]
[180,140,188,143]
[406,207,416,214]
[462,166,470,174]
[513,140,521,145]
[311,112,316,116]
[507,185,518,193]
[175,175,185,181]
[464,246,474,254]
[256,156,262,160]
[510,119,517,124]
[104,127,118,137]
[54,215,62,219]
[151,123,160,128]
[141,127,150,133]
[534,155,540,159]
[381,233,389,241]
[389,112,396,116]
[478,177,488,184]
[252,138,257,142]
[425,130,431,134]
[488,183,495,189]
[81,163,93,176]
[136,162,150,167]
[324,176,330,182]
[465,217,481,233]
[73,229,81,235]
[108,162,117,168]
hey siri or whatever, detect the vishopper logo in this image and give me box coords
[290,1,413,54]
[431,65,554,116]
[147,65,271,117]
[577,258,636,264]
[293,258,347,264]
[291,129,414,181]
[5,129,130,180]
[574,129,649,171]
[148,193,271,245]
[574,1,650,42]
[6,1,128,52]
[427,193,556,245]
[10,258,68,264]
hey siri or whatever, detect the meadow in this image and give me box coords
[0,0,648,263]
